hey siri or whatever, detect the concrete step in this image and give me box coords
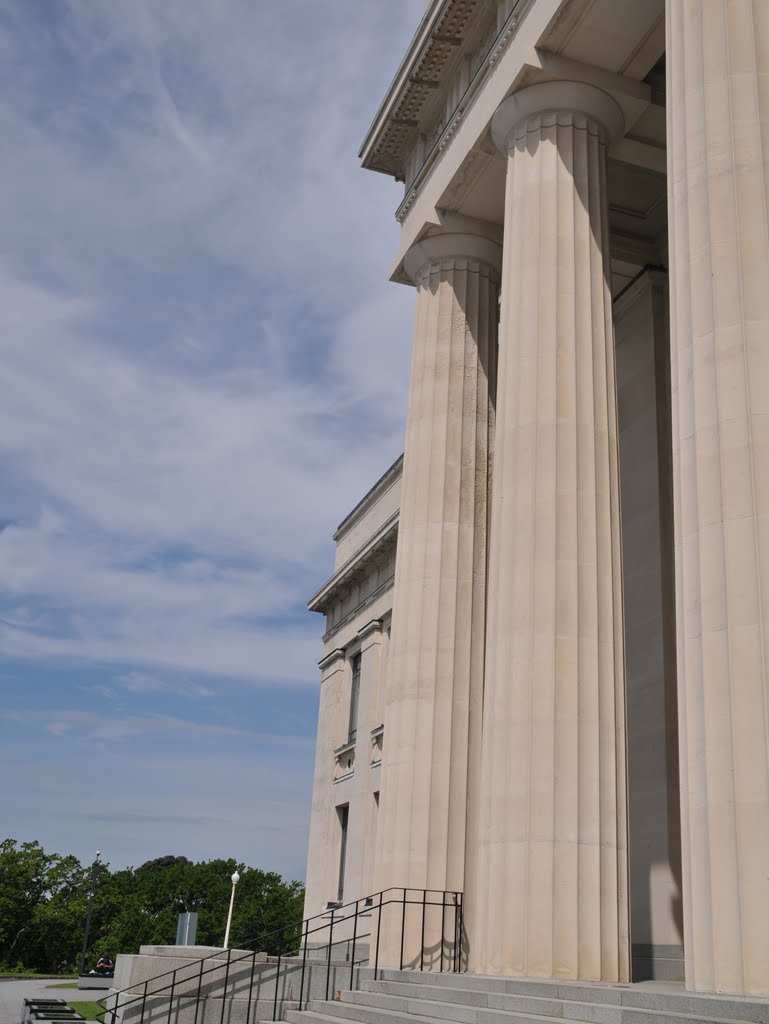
[308,997,577,1024]
[339,984,769,1024]
[367,974,769,1024]
[373,973,624,1002]
[343,987,566,1021]
[282,1007,448,1024]
[360,980,582,1007]
[278,985,769,1024]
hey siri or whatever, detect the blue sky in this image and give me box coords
[0,0,419,882]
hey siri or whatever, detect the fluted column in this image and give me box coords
[474,82,629,981]
[667,0,769,996]
[374,232,500,968]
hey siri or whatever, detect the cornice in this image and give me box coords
[317,648,346,672]
[321,575,395,644]
[333,454,403,541]
[360,0,532,189]
[393,2,531,222]
[359,1,480,177]
[308,516,398,615]
[357,618,384,640]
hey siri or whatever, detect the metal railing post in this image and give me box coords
[245,951,256,1024]
[219,950,232,1024]
[420,890,427,971]
[374,891,383,980]
[140,981,148,1024]
[166,969,177,1024]
[453,895,459,972]
[458,892,464,972]
[271,953,281,1022]
[299,919,309,1009]
[399,889,406,970]
[325,907,335,1001]
[440,891,446,973]
[349,899,359,989]
[192,959,204,1024]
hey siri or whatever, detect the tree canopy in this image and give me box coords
[0,839,304,975]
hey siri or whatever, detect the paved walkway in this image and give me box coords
[0,979,106,1024]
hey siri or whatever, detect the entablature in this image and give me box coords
[360,0,527,187]
[308,515,398,618]
[333,455,403,544]
[362,0,667,288]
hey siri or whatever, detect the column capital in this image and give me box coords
[491,81,624,154]
[403,231,502,285]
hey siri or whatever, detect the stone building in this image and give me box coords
[305,457,400,928]
[304,0,769,1000]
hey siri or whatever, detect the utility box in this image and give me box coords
[176,912,198,946]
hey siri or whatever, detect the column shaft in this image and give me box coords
[375,237,499,968]
[475,88,628,981]
[667,0,769,996]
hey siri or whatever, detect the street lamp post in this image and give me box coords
[223,870,240,948]
[78,850,102,976]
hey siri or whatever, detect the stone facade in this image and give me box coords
[305,0,769,999]
[304,459,400,942]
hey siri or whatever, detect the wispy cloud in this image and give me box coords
[0,0,418,871]
[0,1,416,684]
[86,810,225,827]
[5,707,316,745]
[116,671,216,699]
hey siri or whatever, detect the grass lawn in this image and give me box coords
[68,1002,103,1021]
[47,982,80,989]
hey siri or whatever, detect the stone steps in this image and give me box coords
[296,996,750,1024]
[342,985,756,1024]
[370,972,769,1023]
[271,970,769,1024]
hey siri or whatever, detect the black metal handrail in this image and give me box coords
[99,887,462,1024]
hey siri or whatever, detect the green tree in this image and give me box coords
[26,853,96,973]
[94,866,155,959]
[0,841,305,974]
[230,869,304,954]
[0,840,91,972]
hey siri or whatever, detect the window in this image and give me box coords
[336,804,349,903]
[348,653,361,742]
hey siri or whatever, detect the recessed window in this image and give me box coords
[336,804,349,904]
[348,653,361,742]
